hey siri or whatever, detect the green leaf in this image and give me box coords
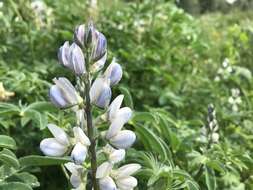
[7,172,40,188]
[131,112,156,123]
[19,155,71,167]
[25,101,56,112]
[0,182,32,190]
[0,103,20,116]
[206,160,226,174]
[135,125,167,160]
[0,149,20,169]
[186,180,200,190]
[24,110,47,129]
[119,86,134,109]
[205,166,217,190]
[0,135,17,150]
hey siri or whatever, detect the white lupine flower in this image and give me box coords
[113,164,141,179]
[106,95,133,141]
[64,162,84,188]
[103,144,125,164]
[49,77,83,108]
[90,77,112,108]
[96,162,141,190]
[40,124,70,156]
[40,125,90,164]
[109,130,136,149]
[104,58,123,86]
[71,142,88,165]
[108,95,124,121]
[116,176,137,190]
[96,161,113,179]
[40,138,68,156]
[99,176,117,190]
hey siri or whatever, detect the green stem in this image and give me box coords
[83,51,99,190]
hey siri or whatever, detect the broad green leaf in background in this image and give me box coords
[205,166,217,190]
[0,182,32,190]
[19,155,71,168]
[0,135,17,150]
[0,148,20,169]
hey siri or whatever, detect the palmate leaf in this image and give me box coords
[0,135,17,150]
[134,124,168,161]
[0,103,20,115]
[19,155,71,167]
[0,182,32,190]
[7,172,40,188]
[0,149,20,169]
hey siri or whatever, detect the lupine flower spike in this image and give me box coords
[40,21,140,189]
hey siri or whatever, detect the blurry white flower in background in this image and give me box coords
[226,0,237,5]
[228,88,242,112]
[214,58,233,82]
[30,0,54,28]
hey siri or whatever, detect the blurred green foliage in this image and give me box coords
[0,0,252,189]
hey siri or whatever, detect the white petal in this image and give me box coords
[99,176,117,190]
[108,95,124,121]
[110,130,136,149]
[70,174,82,188]
[40,138,68,156]
[96,161,113,179]
[64,162,83,175]
[114,164,141,179]
[116,107,132,123]
[90,77,104,103]
[106,118,125,139]
[47,124,69,146]
[73,127,91,146]
[116,176,137,190]
[71,143,88,165]
[109,149,125,163]
[92,52,107,72]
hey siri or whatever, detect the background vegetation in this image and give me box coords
[0,0,252,189]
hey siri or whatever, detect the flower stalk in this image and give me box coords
[40,21,140,190]
[83,59,99,189]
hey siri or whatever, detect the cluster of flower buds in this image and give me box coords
[228,88,242,112]
[40,22,140,189]
[214,58,234,82]
[200,104,219,144]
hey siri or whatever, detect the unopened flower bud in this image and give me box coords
[58,41,71,67]
[90,78,111,108]
[58,42,86,75]
[104,58,122,86]
[74,24,86,47]
[92,32,107,61]
[71,142,88,165]
[69,43,85,75]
